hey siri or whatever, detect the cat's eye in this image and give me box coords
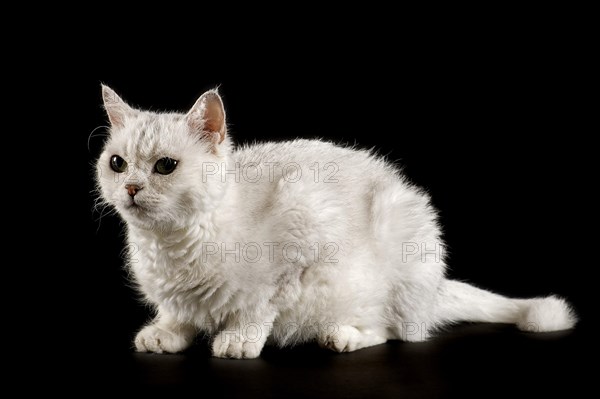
[154,157,178,175]
[110,155,128,173]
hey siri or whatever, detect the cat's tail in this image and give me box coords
[437,280,577,332]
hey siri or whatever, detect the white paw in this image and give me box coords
[134,325,191,354]
[212,331,263,359]
[319,325,386,353]
[320,325,363,352]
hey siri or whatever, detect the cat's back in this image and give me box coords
[233,139,397,184]
[228,139,432,245]
[234,139,353,163]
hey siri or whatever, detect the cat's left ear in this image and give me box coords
[186,89,227,145]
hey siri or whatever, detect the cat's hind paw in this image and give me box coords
[319,325,387,353]
[134,324,192,354]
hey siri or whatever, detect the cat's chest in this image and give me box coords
[131,238,228,314]
[132,226,203,272]
[134,241,205,292]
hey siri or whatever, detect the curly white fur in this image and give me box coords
[96,86,577,359]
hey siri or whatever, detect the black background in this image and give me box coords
[64,24,591,395]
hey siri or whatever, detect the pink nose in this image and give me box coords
[125,184,142,197]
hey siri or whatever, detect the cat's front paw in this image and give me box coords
[212,331,263,359]
[134,324,192,354]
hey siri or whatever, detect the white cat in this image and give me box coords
[96,86,576,359]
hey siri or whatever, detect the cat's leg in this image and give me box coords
[318,325,387,353]
[212,311,276,359]
[134,307,197,354]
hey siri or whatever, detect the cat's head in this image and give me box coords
[96,85,230,231]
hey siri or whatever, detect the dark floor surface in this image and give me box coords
[74,322,587,397]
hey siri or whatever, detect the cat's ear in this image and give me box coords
[186,89,226,145]
[102,85,135,129]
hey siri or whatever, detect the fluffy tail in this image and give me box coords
[437,280,577,332]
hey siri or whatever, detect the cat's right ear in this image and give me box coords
[102,85,135,129]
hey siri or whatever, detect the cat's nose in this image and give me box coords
[125,184,143,197]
